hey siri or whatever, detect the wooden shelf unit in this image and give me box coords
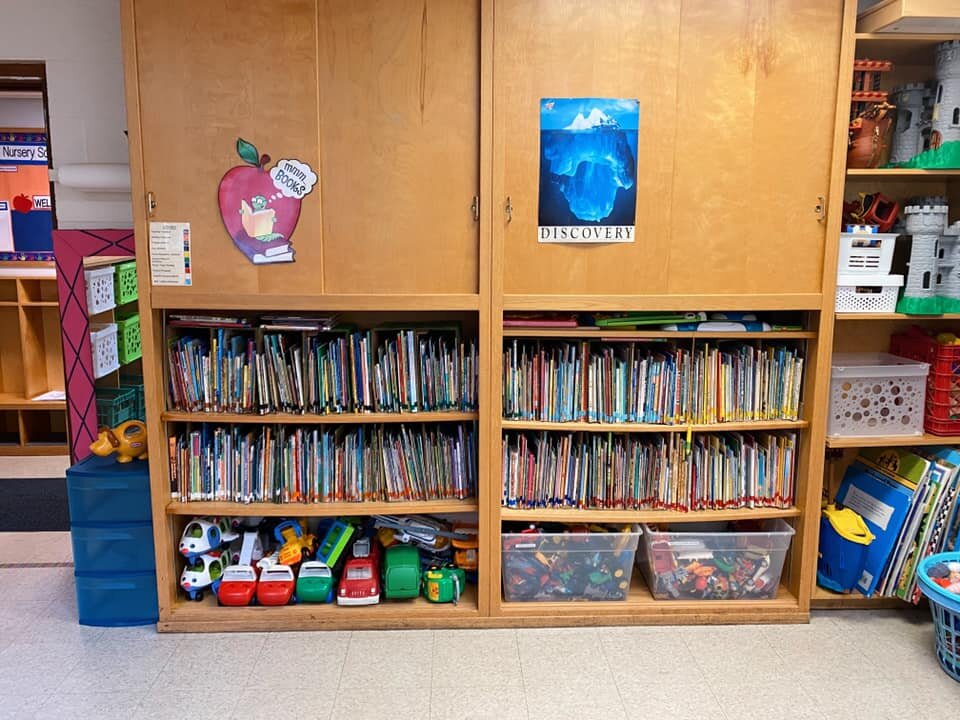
[500,506,802,523]
[810,22,960,610]
[0,263,67,455]
[121,0,858,631]
[162,410,478,425]
[166,499,479,517]
[502,419,808,433]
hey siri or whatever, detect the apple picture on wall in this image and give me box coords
[12,194,32,213]
[217,138,317,265]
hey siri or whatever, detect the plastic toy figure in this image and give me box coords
[180,552,225,601]
[257,565,296,606]
[217,565,258,606]
[383,544,421,599]
[296,561,335,603]
[273,520,316,566]
[423,565,466,604]
[179,518,238,559]
[89,420,148,462]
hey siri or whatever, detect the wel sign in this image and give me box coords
[217,138,317,265]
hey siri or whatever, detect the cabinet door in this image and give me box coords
[132,0,479,301]
[495,0,843,298]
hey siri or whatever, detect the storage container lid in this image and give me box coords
[840,231,900,240]
[831,352,929,377]
[836,273,904,286]
[67,452,150,478]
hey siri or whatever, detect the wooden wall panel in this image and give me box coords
[497,0,843,298]
[134,0,321,299]
[497,0,681,296]
[317,0,480,294]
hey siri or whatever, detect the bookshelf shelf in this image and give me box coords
[502,328,816,340]
[151,291,481,312]
[846,168,960,178]
[0,393,66,410]
[166,498,479,517]
[825,433,960,448]
[810,585,905,609]
[162,584,480,632]
[836,313,960,321]
[502,294,824,312]
[500,505,802,523]
[161,410,479,425]
[502,419,808,433]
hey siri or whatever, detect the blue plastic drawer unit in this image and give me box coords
[70,523,156,575]
[75,573,159,627]
[66,453,151,524]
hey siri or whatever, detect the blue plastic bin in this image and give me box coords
[71,523,155,575]
[75,572,158,627]
[66,454,151,524]
[916,552,960,683]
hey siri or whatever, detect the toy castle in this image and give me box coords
[898,199,960,314]
[892,41,960,168]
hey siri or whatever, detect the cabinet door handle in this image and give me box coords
[505,196,513,224]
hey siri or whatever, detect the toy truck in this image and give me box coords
[423,565,466,604]
[383,544,421,599]
[316,520,355,568]
[257,565,296,606]
[217,565,258,606]
[296,561,335,603]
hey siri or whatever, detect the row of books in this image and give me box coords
[168,423,477,504]
[502,340,803,424]
[834,447,960,600]
[501,431,797,511]
[167,327,478,415]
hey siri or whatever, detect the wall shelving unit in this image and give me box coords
[122,0,856,631]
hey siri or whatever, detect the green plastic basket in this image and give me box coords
[119,374,145,420]
[116,312,142,365]
[114,261,138,305]
[96,387,136,427]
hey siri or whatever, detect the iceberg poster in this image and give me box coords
[538,98,639,243]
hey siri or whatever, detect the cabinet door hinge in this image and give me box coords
[471,195,479,222]
[146,191,157,218]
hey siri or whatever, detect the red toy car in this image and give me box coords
[217,565,258,606]
[337,537,381,606]
[256,565,296,606]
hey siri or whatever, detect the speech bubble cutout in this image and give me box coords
[269,159,318,200]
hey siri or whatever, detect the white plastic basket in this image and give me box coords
[838,232,898,274]
[84,266,116,314]
[828,352,929,437]
[836,273,903,313]
[90,322,119,379]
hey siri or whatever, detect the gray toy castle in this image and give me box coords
[932,40,960,150]
[898,199,960,314]
[889,84,933,164]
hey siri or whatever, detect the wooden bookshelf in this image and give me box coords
[500,506,802,524]
[502,419,808,433]
[122,0,855,632]
[166,499,479,517]
[0,264,67,455]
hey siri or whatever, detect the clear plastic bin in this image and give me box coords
[638,519,795,600]
[828,352,929,437]
[501,527,641,601]
[71,523,155,575]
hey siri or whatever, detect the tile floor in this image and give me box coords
[1,455,956,719]
[0,550,955,720]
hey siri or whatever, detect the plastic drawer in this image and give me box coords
[71,523,155,575]
[501,528,641,602]
[75,572,158,627]
[66,454,151,524]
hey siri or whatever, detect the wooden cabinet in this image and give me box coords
[494,0,844,300]
[130,0,480,303]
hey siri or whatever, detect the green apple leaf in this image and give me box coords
[236,138,260,167]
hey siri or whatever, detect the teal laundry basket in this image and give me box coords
[916,552,960,683]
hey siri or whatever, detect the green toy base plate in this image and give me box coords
[888,140,960,170]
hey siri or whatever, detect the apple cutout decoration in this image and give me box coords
[217,138,317,265]
[12,194,32,213]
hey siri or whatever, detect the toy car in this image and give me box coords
[316,519,355,567]
[423,564,466,604]
[452,522,478,571]
[383,544,421,599]
[257,565,296,606]
[296,561,335,603]
[338,546,380,606]
[274,519,316,566]
[217,564,258,606]
[179,517,238,559]
[180,552,226,601]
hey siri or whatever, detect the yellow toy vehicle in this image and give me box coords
[274,520,316,566]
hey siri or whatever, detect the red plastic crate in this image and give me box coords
[891,328,960,435]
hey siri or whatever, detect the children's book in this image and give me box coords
[835,459,918,597]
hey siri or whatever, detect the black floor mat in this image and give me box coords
[0,478,70,531]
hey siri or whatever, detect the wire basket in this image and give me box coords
[114,261,138,305]
[916,553,960,683]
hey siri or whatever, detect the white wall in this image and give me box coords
[0,0,131,228]
[0,95,45,128]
